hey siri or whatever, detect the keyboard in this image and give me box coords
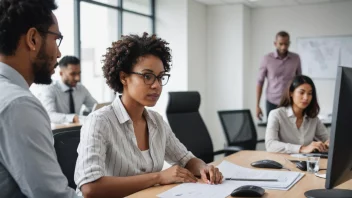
[304,152,328,158]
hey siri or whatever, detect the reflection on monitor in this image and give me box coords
[305,66,352,197]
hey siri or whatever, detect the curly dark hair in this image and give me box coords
[279,75,320,118]
[102,32,172,93]
[0,0,57,56]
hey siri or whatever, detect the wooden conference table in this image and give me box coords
[127,151,352,198]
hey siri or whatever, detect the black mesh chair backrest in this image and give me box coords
[166,91,214,163]
[53,126,81,189]
[218,110,258,150]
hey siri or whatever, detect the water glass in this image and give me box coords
[307,156,320,173]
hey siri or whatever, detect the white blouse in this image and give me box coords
[265,106,329,154]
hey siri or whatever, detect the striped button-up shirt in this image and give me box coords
[257,51,302,105]
[40,80,97,124]
[74,96,195,193]
[265,106,329,154]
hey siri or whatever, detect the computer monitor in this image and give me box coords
[305,66,352,197]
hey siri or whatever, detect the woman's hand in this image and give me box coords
[299,141,328,153]
[199,165,223,184]
[158,165,197,185]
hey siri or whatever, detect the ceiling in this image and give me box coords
[194,0,351,8]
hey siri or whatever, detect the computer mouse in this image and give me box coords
[296,161,307,171]
[251,160,283,169]
[231,185,265,197]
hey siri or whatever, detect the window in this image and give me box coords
[123,0,152,15]
[91,0,118,6]
[76,0,155,103]
[80,2,118,102]
[123,12,152,35]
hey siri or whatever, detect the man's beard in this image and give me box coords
[32,43,54,85]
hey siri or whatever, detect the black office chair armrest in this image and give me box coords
[225,146,243,152]
[256,139,265,143]
[213,149,226,155]
[213,146,244,156]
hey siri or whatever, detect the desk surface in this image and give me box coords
[127,151,352,198]
[51,123,82,130]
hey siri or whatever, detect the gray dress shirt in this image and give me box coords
[265,106,329,153]
[40,80,97,124]
[74,97,195,195]
[0,62,78,198]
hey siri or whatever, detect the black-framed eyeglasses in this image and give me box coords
[38,30,63,47]
[130,72,170,86]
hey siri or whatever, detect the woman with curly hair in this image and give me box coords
[74,33,223,198]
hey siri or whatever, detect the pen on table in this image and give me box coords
[225,178,278,182]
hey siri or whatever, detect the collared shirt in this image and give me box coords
[265,106,329,154]
[40,80,97,124]
[257,51,302,105]
[0,62,78,198]
[74,96,195,194]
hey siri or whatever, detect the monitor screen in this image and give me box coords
[325,66,352,189]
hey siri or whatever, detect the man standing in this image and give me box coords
[0,0,79,197]
[256,31,302,120]
[41,55,97,124]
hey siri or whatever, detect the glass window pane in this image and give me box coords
[123,0,151,15]
[123,12,152,35]
[92,0,118,6]
[80,2,118,102]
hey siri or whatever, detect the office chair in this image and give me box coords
[53,126,81,189]
[166,91,241,163]
[218,109,265,151]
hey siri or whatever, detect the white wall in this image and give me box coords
[205,4,250,150]
[155,0,208,119]
[156,0,208,169]
[155,0,188,118]
[247,1,352,122]
[188,0,207,116]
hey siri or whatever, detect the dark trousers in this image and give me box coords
[266,100,278,118]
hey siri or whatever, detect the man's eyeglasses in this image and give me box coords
[39,30,63,47]
[130,72,170,86]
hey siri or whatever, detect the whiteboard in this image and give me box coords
[297,36,352,79]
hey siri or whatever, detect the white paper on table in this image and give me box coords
[157,182,240,198]
[157,161,305,198]
[217,161,304,189]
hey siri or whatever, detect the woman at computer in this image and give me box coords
[265,75,330,154]
[74,33,223,198]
